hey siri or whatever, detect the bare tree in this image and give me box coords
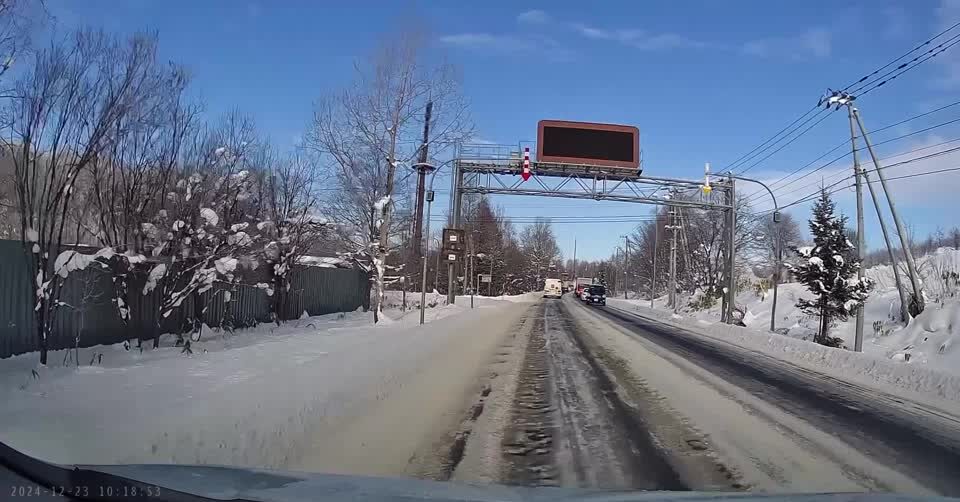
[0,0,46,93]
[627,194,757,310]
[260,151,330,322]
[517,218,560,291]
[755,212,801,280]
[139,112,263,348]
[306,29,471,322]
[4,31,174,364]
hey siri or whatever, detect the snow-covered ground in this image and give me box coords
[606,248,960,407]
[0,293,536,472]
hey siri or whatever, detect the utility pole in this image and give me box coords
[412,102,433,277]
[853,106,924,318]
[848,105,867,350]
[447,160,463,305]
[434,238,441,292]
[622,235,630,300]
[489,254,494,297]
[725,179,737,324]
[468,233,474,309]
[651,217,659,309]
[573,238,577,278]
[667,209,680,312]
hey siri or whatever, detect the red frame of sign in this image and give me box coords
[536,120,640,169]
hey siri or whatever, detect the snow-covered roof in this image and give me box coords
[298,255,349,269]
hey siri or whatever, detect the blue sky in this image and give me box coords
[44,0,960,260]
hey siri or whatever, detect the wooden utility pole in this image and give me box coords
[667,209,679,312]
[853,106,924,318]
[725,179,737,324]
[651,217,659,309]
[573,238,577,278]
[411,101,433,267]
[622,235,630,300]
[447,162,463,305]
[848,105,867,349]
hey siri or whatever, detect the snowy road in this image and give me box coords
[599,307,960,496]
[570,299,960,495]
[455,295,960,495]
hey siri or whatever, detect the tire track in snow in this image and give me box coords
[595,304,960,495]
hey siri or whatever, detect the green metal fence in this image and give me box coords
[0,239,370,359]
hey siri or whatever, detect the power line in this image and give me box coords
[723,106,822,173]
[756,154,960,215]
[743,101,960,204]
[854,33,960,97]
[766,114,960,196]
[735,109,837,175]
[727,21,960,177]
[752,135,960,209]
[843,20,960,90]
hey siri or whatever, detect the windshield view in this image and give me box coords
[4,1,960,501]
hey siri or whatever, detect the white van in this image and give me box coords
[543,279,563,299]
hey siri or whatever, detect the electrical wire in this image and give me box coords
[724,106,822,173]
[727,21,960,177]
[754,156,960,215]
[742,101,960,204]
[853,33,960,97]
[842,20,960,90]
[735,109,838,175]
[752,135,960,209]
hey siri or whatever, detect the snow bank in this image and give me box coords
[0,302,520,469]
[607,300,960,408]
[882,302,960,369]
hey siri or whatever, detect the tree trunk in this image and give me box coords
[36,313,48,365]
[373,133,398,324]
[817,300,829,345]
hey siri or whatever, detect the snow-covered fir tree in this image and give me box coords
[789,190,872,347]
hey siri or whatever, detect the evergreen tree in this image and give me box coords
[789,191,872,347]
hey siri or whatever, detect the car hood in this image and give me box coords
[78,464,955,502]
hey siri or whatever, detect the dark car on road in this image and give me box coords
[586,285,606,306]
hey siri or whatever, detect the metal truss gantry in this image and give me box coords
[451,143,731,212]
[445,143,738,323]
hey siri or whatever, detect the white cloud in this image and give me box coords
[933,0,960,87]
[439,33,534,51]
[571,23,707,51]
[742,28,832,60]
[882,6,909,39]
[758,135,960,222]
[517,9,549,24]
[438,33,574,61]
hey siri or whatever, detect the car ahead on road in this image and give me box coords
[586,285,607,306]
[543,278,563,299]
[579,286,591,302]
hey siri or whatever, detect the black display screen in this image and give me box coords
[540,126,635,163]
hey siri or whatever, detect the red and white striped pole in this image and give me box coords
[521,147,531,181]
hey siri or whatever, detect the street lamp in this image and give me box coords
[722,173,781,332]
[417,159,456,325]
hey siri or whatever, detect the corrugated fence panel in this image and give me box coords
[0,240,37,358]
[0,239,371,359]
[289,265,370,319]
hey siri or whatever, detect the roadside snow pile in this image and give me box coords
[881,301,960,369]
[380,290,538,310]
[378,290,538,322]
[608,300,960,407]
[0,303,516,468]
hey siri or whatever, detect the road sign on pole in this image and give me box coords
[479,274,492,283]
